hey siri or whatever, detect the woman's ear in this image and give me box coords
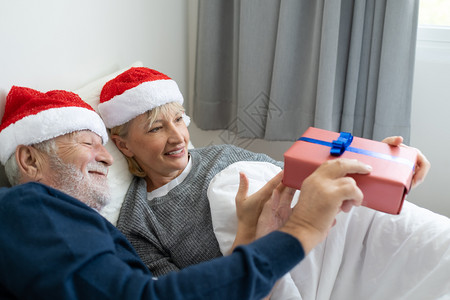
[15,145,46,182]
[111,134,134,158]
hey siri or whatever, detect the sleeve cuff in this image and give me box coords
[239,231,305,277]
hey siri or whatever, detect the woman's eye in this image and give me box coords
[83,142,93,146]
[175,116,183,123]
[149,127,161,133]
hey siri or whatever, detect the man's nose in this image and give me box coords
[96,144,114,166]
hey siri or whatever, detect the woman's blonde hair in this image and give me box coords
[110,102,185,178]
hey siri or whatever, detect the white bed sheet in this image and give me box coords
[208,161,450,300]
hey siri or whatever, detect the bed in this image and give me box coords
[208,161,450,300]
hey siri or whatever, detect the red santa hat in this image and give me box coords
[98,67,184,128]
[0,86,108,165]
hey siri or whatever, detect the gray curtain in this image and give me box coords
[193,0,419,143]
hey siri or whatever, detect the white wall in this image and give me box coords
[408,28,450,216]
[0,0,188,100]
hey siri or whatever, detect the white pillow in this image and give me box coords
[75,61,143,225]
[207,161,284,254]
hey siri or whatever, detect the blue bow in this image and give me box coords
[297,132,414,169]
[330,132,353,156]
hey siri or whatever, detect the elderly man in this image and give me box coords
[0,86,372,299]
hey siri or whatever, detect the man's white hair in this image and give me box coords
[4,139,57,186]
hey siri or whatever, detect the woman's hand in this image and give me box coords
[255,183,296,239]
[381,136,430,188]
[230,171,284,251]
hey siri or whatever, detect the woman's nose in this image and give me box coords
[167,124,185,144]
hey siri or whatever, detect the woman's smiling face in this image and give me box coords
[118,105,190,187]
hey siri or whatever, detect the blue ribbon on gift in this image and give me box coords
[298,132,415,169]
[330,132,353,156]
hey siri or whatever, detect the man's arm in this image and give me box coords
[0,183,302,300]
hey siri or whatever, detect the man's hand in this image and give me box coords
[280,158,372,254]
[381,136,430,189]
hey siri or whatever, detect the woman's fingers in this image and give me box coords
[235,172,249,205]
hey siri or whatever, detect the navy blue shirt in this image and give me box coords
[0,182,304,300]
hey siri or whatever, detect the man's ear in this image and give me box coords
[111,134,134,158]
[15,145,46,182]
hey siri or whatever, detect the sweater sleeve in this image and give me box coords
[74,231,304,300]
[152,231,304,299]
[0,183,305,300]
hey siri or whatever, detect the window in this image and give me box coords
[418,0,450,43]
[419,0,450,27]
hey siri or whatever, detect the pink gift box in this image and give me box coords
[282,127,417,214]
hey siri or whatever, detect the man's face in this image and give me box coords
[42,131,113,211]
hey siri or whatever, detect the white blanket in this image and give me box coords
[208,161,450,300]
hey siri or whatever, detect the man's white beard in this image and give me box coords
[49,156,111,212]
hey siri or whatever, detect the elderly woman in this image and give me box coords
[98,67,447,300]
[98,67,285,277]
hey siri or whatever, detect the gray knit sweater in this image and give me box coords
[116,144,283,277]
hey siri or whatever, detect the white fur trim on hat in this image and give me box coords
[0,106,108,165]
[98,79,183,128]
